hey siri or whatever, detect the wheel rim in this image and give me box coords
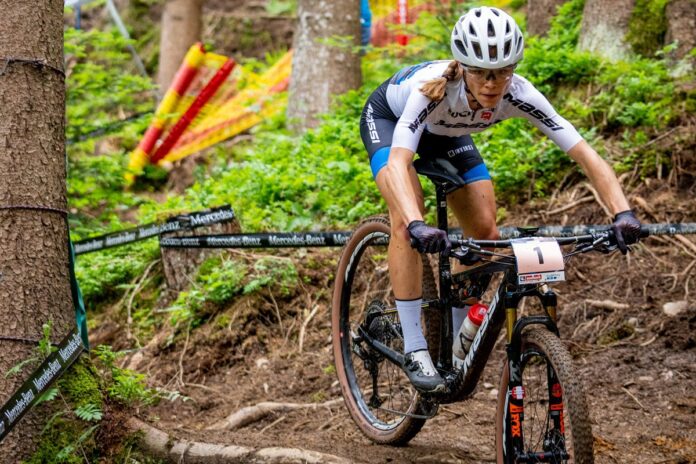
[338,228,420,431]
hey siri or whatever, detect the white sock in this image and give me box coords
[452,306,468,339]
[396,298,427,353]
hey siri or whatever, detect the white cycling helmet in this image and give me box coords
[451,7,524,69]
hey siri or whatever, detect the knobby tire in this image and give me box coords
[332,215,438,445]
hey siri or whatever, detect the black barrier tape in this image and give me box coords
[158,223,696,249]
[160,231,355,248]
[0,326,85,442]
[74,205,235,255]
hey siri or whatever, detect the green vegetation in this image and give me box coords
[66,0,691,310]
[627,0,669,57]
[25,346,182,463]
[167,254,298,329]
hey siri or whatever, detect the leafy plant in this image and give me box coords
[74,403,103,422]
[243,257,298,296]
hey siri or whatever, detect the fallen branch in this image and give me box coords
[129,418,351,463]
[298,303,321,353]
[545,196,594,216]
[674,235,696,256]
[585,299,630,311]
[620,387,646,410]
[582,183,612,219]
[207,399,343,431]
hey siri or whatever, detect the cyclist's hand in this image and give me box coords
[611,210,641,254]
[407,220,451,256]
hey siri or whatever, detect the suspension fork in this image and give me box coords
[504,291,525,455]
[505,286,563,459]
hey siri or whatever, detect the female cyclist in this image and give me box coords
[358,6,641,393]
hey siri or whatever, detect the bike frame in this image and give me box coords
[360,180,563,407]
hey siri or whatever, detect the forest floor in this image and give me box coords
[90,151,696,463]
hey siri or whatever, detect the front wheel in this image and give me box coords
[331,215,438,445]
[495,328,594,464]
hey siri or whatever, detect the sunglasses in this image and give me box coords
[462,65,516,82]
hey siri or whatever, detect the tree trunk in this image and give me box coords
[527,0,568,36]
[157,0,203,91]
[578,0,636,60]
[665,0,696,61]
[160,219,240,302]
[0,0,72,460]
[287,0,362,132]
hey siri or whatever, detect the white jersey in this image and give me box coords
[386,61,583,154]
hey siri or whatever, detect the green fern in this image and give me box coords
[74,403,103,422]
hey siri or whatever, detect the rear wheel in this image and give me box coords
[332,215,439,445]
[495,327,594,463]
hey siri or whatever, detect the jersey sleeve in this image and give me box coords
[507,83,583,152]
[391,90,440,153]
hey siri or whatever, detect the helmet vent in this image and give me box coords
[454,39,468,56]
[491,8,500,16]
[472,42,482,60]
[469,23,477,36]
[516,36,523,53]
[487,19,495,37]
[503,39,511,58]
[474,8,482,17]
[505,21,511,34]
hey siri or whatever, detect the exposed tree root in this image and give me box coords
[207,399,343,431]
[585,299,630,311]
[129,418,351,463]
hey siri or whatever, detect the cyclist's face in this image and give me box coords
[462,64,515,108]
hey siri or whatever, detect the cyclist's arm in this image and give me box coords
[567,140,631,215]
[508,80,631,215]
[506,81,583,152]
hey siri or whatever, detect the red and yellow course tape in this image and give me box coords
[126,43,291,183]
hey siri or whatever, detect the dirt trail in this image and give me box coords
[91,165,696,463]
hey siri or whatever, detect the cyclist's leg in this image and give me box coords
[360,90,443,392]
[448,180,499,241]
[359,82,424,302]
[418,133,498,338]
[375,166,425,301]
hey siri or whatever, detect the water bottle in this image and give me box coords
[453,302,488,359]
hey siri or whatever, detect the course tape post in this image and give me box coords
[74,205,235,255]
[0,326,85,443]
[158,223,696,249]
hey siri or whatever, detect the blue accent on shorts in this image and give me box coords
[461,162,492,184]
[371,146,491,185]
[370,146,391,178]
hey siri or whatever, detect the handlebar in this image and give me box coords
[454,226,651,250]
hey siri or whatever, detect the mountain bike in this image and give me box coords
[331,157,647,463]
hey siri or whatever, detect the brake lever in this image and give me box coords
[451,247,482,265]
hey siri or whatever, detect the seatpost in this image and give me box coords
[435,183,453,370]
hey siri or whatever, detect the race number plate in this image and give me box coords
[510,237,565,285]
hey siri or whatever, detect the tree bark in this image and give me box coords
[0,0,72,460]
[157,0,203,91]
[527,0,568,37]
[665,0,696,61]
[287,0,362,132]
[578,0,636,60]
[160,218,239,302]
